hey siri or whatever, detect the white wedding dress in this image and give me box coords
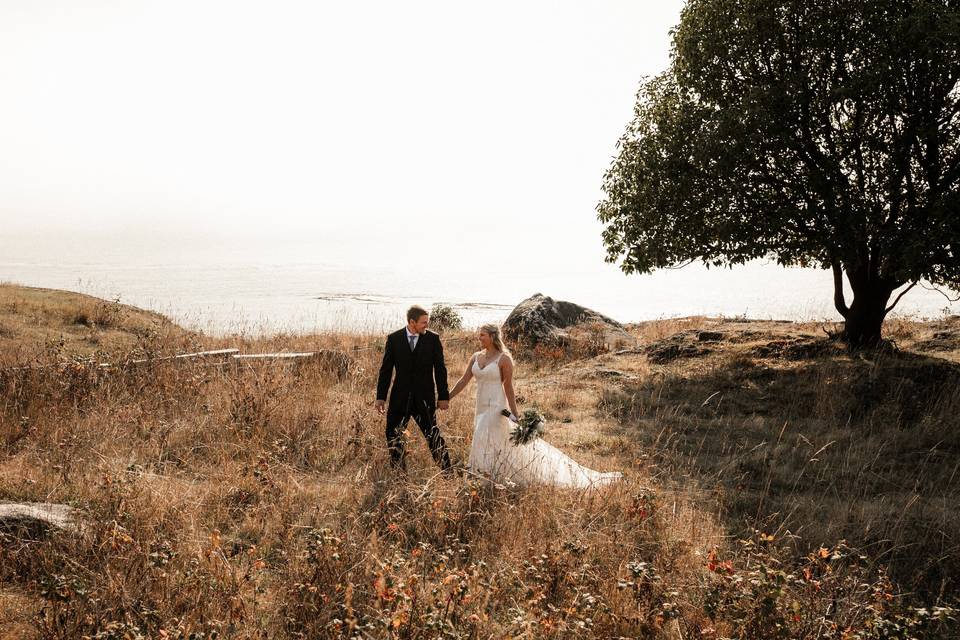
[466,353,622,488]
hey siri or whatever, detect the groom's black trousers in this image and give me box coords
[386,395,452,472]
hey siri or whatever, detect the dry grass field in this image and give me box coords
[0,284,957,638]
[0,283,190,365]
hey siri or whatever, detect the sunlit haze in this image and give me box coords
[1,1,954,331]
[1,0,685,269]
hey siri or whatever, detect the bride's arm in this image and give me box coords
[500,355,519,417]
[448,353,476,400]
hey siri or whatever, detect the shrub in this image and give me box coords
[429,304,462,332]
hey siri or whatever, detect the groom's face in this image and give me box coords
[408,314,429,334]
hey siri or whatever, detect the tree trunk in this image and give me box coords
[842,287,894,347]
[840,297,889,346]
[831,262,894,347]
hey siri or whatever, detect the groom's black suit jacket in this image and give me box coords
[377,329,449,415]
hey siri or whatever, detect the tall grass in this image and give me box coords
[0,309,957,637]
[600,338,960,603]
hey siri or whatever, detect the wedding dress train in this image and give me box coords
[466,353,622,488]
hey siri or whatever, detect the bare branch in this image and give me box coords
[664,258,697,270]
[919,281,960,303]
[885,281,918,313]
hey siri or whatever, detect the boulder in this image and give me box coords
[696,331,726,342]
[0,502,83,539]
[644,332,714,363]
[915,328,960,353]
[502,294,635,354]
[749,336,841,360]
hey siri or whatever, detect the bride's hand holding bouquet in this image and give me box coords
[502,408,546,446]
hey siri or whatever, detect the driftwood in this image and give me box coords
[233,349,354,379]
[233,352,316,360]
[95,348,240,369]
[130,348,239,365]
[0,502,83,538]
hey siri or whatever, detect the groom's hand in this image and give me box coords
[437,401,449,411]
[375,399,385,415]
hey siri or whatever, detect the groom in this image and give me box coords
[375,305,453,473]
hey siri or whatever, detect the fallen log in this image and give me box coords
[232,352,316,360]
[132,348,239,365]
[232,349,354,379]
[98,348,240,368]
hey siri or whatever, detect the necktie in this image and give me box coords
[409,334,416,351]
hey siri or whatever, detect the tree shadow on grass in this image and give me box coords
[602,339,960,601]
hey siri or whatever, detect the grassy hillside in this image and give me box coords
[0,286,957,638]
[0,283,192,365]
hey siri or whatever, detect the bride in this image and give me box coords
[448,324,622,488]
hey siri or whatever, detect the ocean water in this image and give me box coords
[1,233,954,335]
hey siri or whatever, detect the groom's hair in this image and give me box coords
[407,305,429,322]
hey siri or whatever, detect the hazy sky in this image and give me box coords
[0,0,686,270]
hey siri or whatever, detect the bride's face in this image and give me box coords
[478,330,493,350]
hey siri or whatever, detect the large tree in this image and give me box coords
[598,0,960,345]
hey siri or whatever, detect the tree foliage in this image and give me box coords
[598,0,960,344]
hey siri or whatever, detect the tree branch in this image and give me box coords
[664,258,697,270]
[832,262,849,317]
[885,281,918,313]
[919,281,960,303]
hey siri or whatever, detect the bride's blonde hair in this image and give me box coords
[480,323,510,355]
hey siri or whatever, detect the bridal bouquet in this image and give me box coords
[502,408,546,446]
